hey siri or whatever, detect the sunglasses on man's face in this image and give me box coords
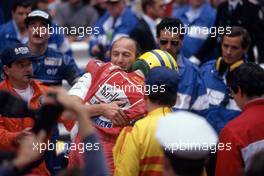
[159,39,180,46]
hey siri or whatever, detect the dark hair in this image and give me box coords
[2,62,13,79]
[31,0,49,11]
[110,36,142,58]
[141,0,156,13]
[164,151,205,176]
[222,26,251,50]
[227,63,264,99]
[12,0,32,12]
[156,17,184,39]
[245,150,264,176]
[148,85,177,107]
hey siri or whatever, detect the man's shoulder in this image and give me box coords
[200,60,216,71]
[0,80,7,89]
[31,80,49,92]
[1,20,13,29]
[182,57,199,70]
[0,21,14,34]
[135,109,165,126]
[223,113,249,134]
[121,7,138,22]
[134,18,148,30]
[133,115,153,133]
[180,57,203,80]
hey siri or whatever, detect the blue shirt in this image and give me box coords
[200,60,241,134]
[173,3,216,58]
[173,54,209,115]
[32,47,82,86]
[88,6,138,60]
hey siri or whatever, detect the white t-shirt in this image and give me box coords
[68,73,92,140]
[14,85,34,103]
[68,73,92,100]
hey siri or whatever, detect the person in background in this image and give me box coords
[48,87,109,176]
[25,10,82,86]
[0,0,31,51]
[89,0,138,61]
[156,111,218,176]
[68,37,145,175]
[130,0,166,53]
[0,87,108,176]
[245,150,264,176]
[32,0,73,56]
[216,63,264,176]
[90,0,107,17]
[54,0,99,41]
[157,17,209,114]
[25,9,82,174]
[173,0,216,58]
[0,43,49,175]
[114,66,179,176]
[189,0,264,66]
[200,26,250,134]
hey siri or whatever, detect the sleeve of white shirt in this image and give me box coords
[68,73,92,100]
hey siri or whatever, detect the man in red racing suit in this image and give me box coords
[68,59,146,174]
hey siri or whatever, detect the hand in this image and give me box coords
[101,101,129,126]
[13,130,46,170]
[44,88,82,111]
[46,88,94,137]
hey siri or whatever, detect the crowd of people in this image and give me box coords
[0,0,264,176]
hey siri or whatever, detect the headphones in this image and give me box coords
[216,57,245,76]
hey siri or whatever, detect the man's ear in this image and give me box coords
[3,65,10,76]
[237,87,244,97]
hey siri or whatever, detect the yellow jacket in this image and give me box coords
[113,107,172,176]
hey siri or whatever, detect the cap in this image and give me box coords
[25,10,52,27]
[156,111,218,160]
[146,66,179,94]
[0,43,35,65]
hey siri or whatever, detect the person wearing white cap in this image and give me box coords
[113,66,179,176]
[156,111,218,176]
